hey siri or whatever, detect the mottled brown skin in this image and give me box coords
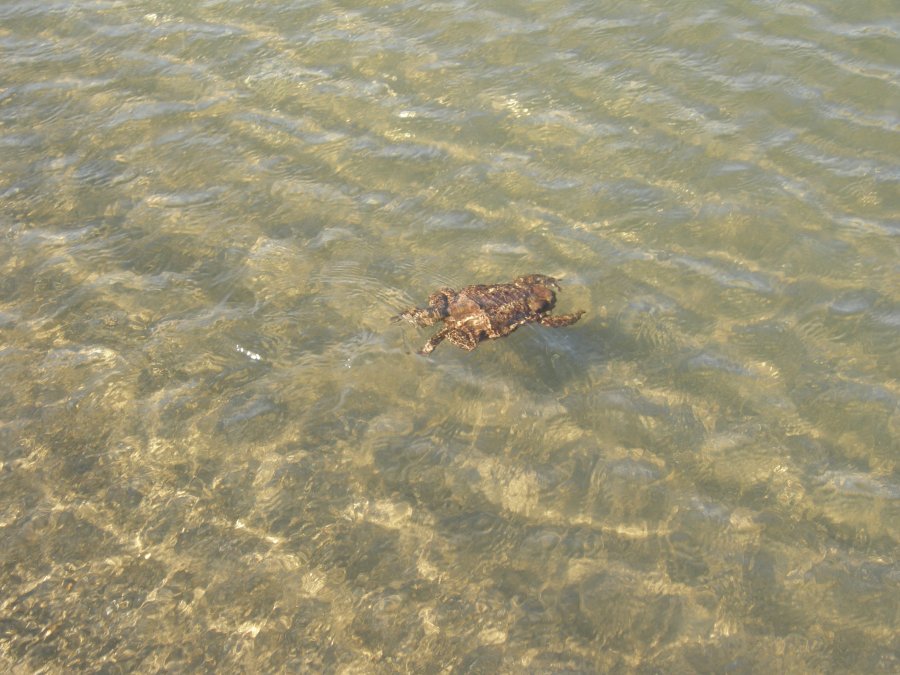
[393,274,585,355]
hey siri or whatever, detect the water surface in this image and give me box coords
[1,0,898,671]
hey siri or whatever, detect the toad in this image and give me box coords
[393,274,585,354]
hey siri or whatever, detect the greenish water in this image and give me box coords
[1,0,898,672]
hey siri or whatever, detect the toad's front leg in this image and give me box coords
[419,326,449,355]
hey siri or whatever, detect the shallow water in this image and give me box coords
[1,0,898,672]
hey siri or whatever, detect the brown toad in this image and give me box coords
[393,274,585,355]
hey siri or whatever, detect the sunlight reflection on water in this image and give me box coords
[1,0,898,671]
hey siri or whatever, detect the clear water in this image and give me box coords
[1,0,898,672]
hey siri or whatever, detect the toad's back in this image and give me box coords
[447,281,555,336]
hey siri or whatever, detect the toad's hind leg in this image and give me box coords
[419,326,449,355]
[445,327,479,351]
[393,306,442,326]
[539,310,585,327]
[392,289,452,327]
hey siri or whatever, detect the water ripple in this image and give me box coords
[1,0,898,671]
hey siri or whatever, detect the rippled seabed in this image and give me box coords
[1,0,898,671]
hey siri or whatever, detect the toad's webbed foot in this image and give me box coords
[393,307,441,326]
